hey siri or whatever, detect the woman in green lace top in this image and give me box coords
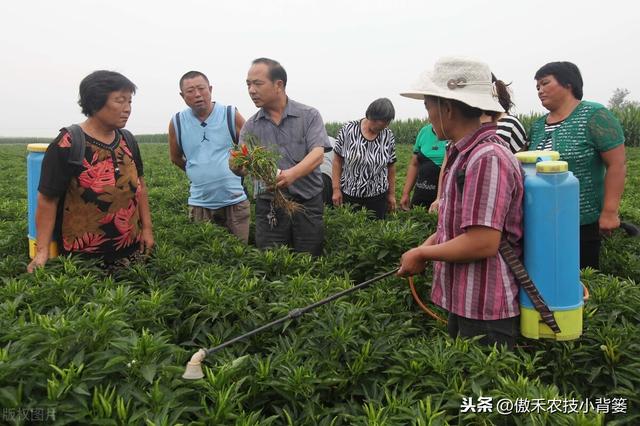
[530,61,626,269]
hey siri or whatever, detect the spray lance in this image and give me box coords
[183,268,405,379]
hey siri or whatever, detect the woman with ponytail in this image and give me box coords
[483,74,528,153]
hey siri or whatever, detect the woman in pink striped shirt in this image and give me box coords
[398,57,524,349]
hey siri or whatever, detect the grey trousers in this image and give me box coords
[189,200,250,244]
[255,193,324,256]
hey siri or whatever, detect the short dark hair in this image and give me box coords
[252,58,287,87]
[365,98,395,122]
[534,61,583,100]
[78,71,137,117]
[179,71,210,91]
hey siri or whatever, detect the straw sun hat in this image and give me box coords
[401,57,504,113]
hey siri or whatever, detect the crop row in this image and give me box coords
[0,144,638,424]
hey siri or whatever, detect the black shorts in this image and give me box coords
[580,222,601,269]
[343,192,388,219]
[447,312,520,349]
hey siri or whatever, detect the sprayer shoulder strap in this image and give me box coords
[226,105,238,145]
[117,128,141,171]
[173,112,183,150]
[63,125,140,168]
[498,240,561,333]
[64,124,86,166]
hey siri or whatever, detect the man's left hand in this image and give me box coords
[276,168,298,188]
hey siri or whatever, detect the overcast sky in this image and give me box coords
[2,0,639,137]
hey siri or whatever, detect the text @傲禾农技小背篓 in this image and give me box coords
[460,396,627,416]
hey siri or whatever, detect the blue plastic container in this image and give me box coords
[27,143,58,258]
[519,160,582,340]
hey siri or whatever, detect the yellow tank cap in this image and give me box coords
[27,143,51,152]
[536,160,568,173]
[515,150,560,163]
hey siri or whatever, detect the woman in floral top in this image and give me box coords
[27,71,154,272]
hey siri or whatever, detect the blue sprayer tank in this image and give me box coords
[27,143,58,259]
[514,151,582,340]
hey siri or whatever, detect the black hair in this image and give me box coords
[488,73,514,119]
[425,95,483,119]
[534,61,583,100]
[365,98,395,122]
[179,71,210,91]
[78,71,137,117]
[252,57,287,87]
[451,99,484,119]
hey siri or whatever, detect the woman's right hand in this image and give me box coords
[429,198,440,213]
[332,188,343,206]
[400,194,411,211]
[599,210,621,236]
[27,251,49,273]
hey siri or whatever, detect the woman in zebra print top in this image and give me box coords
[332,98,397,219]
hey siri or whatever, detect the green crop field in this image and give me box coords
[0,140,639,425]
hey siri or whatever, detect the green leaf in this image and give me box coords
[140,364,157,384]
[376,249,390,260]
[73,383,91,396]
[104,355,128,370]
[0,387,19,407]
[230,354,250,370]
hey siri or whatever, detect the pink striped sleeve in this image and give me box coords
[460,149,515,231]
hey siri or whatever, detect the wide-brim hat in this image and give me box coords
[400,57,505,113]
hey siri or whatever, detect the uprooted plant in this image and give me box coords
[230,133,301,219]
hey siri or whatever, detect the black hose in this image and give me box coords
[620,222,640,237]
